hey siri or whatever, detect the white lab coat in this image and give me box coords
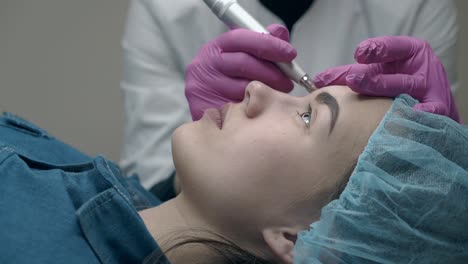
[120,0,458,189]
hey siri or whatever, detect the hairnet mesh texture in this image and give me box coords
[295,95,468,264]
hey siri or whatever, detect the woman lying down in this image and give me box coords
[1,37,467,264]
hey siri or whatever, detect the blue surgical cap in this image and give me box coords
[295,95,468,264]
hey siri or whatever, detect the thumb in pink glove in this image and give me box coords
[313,36,460,123]
[185,24,296,120]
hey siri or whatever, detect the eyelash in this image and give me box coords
[297,105,313,128]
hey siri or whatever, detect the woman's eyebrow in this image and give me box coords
[315,92,339,135]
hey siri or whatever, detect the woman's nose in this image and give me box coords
[244,81,283,118]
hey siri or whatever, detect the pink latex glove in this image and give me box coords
[313,36,460,123]
[185,24,296,120]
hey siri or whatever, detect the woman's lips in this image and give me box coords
[203,104,231,130]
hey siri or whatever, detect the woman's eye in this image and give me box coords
[297,111,312,127]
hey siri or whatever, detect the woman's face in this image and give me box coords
[172,82,391,230]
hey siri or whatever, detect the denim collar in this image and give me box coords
[76,157,168,264]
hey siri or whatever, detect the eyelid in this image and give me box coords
[297,104,313,128]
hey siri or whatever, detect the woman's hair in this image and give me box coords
[143,228,276,264]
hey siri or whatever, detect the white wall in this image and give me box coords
[0,0,128,161]
[1,0,467,162]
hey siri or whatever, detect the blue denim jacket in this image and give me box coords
[0,113,169,264]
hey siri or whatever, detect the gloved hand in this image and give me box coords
[313,36,460,122]
[185,24,296,120]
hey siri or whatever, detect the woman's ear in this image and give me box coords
[262,227,299,264]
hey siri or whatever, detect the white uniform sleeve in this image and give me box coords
[120,0,189,189]
[410,0,459,92]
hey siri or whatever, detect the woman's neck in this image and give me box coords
[138,193,217,262]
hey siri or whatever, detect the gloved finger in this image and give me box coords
[354,36,423,64]
[413,101,447,116]
[216,28,297,62]
[346,73,425,97]
[313,63,384,88]
[186,78,247,121]
[189,95,233,121]
[185,66,249,100]
[218,75,253,101]
[219,52,294,93]
[266,24,290,42]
